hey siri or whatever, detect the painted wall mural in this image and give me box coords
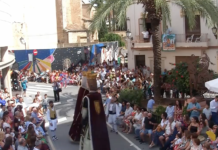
[13,42,119,72]
[13,49,55,73]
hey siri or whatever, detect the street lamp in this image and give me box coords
[20,37,26,49]
[126,29,131,38]
[212,26,218,39]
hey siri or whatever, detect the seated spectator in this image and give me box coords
[123,105,137,133]
[127,106,142,134]
[199,113,210,138]
[169,132,182,149]
[174,100,183,121]
[135,111,147,140]
[185,132,199,150]
[191,138,202,150]
[158,117,176,147]
[165,103,175,119]
[139,113,157,144]
[149,112,168,147]
[119,103,133,128]
[181,114,190,130]
[177,130,191,150]
[160,121,182,150]
[17,138,28,150]
[188,116,200,135]
[27,117,46,137]
[187,97,201,118]
[18,121,26,136]
[31,108,46,134]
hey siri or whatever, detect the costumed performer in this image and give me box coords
[79,72,110,150]
[69,71,89,142]
[105,95,120,134]
[47,100,58,141]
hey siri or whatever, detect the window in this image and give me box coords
[185,15,201,36]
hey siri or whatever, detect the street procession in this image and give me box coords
[2,0,218,150]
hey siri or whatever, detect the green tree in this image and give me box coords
[100,33,125,47]
[90,0,218,100]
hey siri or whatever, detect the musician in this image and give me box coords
[69,71,89,142]
[80,72,110,150]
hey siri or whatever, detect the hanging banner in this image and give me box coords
[162,34,176,51]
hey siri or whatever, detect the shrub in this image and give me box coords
[154,105,166,116]
[118,89,143,106]
[100,33,125,47]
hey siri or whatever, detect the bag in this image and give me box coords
[57,88,62,92]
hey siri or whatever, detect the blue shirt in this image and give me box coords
[187,102,201,118]
[147,99,155,109]
[31,112,42,123]
[104,97,111,105]
[21,80,27,90]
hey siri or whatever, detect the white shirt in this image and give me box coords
[160,119,168,127]
[109,104,113,111]
[16,102,27,117]
[18,125,25,133]
[134,112,142,120]
[175,138,182,145]
[3,122,11,129]
[210,99,218,113]
[165,106,175,118]
[96,79,102,88]
[142,31,149,38]
[165,121,176,135]
[141,117,145,128]
[46,107,57,123]
[33,147,40,150]
[124,107,133,117]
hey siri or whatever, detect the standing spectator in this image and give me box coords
[165,103,175,119]
[210,95,218,125]
[147,97,155,112]
[17,138,28,150]
[31,108,46,134]
[21,77,28,97]
[14,111,21,133]
[2,136,13,150]
[187,97,201,118]
[0,131,5,149]
[16,97,27,117]
[52,80,61,102]
[33,140,42,150]
[103,92,112,107]
[15,132,22,150]
[0,105,6,119]
[203,101,212,124]
[42,94,48,114]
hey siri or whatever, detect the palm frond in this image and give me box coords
[89,0,134,31]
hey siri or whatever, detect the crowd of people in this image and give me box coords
[0,88,54,150]
[8,59,218,150]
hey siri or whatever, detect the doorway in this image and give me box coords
[135,55,145,68]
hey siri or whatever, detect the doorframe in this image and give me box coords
[134,54,146,68]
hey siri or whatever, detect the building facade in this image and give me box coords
[10,0,97,50]
[126,2,218,73]
[0,0,15,95]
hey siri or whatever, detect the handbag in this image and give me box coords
[57,88,62,92]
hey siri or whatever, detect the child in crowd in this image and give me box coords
[178,130,191,150]
[170,133,182,150]
[42,94,48,114]
[18,120,26,136]
[186,132,198,150]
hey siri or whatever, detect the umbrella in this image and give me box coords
[205,78,218,92]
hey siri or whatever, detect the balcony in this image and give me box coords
[131,33,208,50]
[131,36,153,50]
[175,33,208,49]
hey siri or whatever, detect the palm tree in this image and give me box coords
[90,0,218,100]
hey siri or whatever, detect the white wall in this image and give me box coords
[126,3,144,38]
[0,0,13,47]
